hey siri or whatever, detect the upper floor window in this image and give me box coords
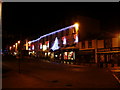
[104,39,112,48]
[72,27,76,34]
[32,45,34,50]
[88,40,92,48]
[82,41,85,49]
[62,36,67,45]
[39,43,42,49]
[66,29,69,36]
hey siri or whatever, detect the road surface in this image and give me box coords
[2,56,120,88]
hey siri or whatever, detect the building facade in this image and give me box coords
[25,17,120,65]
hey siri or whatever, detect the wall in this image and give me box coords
[97,40,104,48]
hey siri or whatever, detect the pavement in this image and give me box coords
[2,56,120,88]
[109,67,120,84]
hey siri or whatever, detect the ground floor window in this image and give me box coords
[64,51,75,60]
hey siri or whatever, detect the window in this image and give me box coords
[72,27,76,34]
[32,45,34,50]
[82,41,85,49]
[39,43,42,49]
[104,39,112,48]
[66,29,69,36]
[88,40,92,48]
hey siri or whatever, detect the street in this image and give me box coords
[2,56,120,88]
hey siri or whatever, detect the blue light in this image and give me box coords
[51,37,59,51]
[29,24,75,43]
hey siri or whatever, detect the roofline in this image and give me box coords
[28,24,76,44]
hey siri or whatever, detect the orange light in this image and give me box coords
[15,43,17,46]
[13,45,15,47]
[9,46,12,50]
[74,23,79,32]
[118,33,120,38]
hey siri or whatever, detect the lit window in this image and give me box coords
[32,45,34,50]
[43,45,47,51]
[46,41,49,48]
[40,43,42,49]
[64,52,68,60]
[62,36,66,45]
[74,34,78,43]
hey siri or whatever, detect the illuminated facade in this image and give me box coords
[28,24,79,63]
[27,17,120,65]
[28,17,100,63]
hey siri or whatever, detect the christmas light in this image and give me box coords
[51,37,59,51]
[28,25,75,43]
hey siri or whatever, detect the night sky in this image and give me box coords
[2,2,120,49]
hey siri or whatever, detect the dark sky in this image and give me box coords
[2,2,120,49]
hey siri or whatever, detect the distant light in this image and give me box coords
[55,55,58,57]
[18,41,20,44]
[43,45,47,51]
[15,43,17,46]
[33,51,35,53]
[14,52,17,55]
[45,53,47,56]
[28,48,31,50]
[13,45,15,47]
[9,46,12,50]
[48,52,51,56]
